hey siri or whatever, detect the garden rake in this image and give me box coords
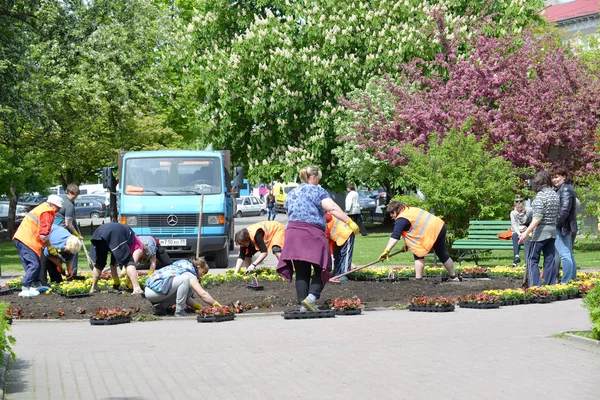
[80,239,95,270]
[329,249,406,283]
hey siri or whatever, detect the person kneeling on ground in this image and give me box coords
[144,257,220,317]
[325,213,355,281]
[379,201,461,282]
[233,221,285,274]
[40,225,82,285]
[135,235,173,274]
[89,222,145,295]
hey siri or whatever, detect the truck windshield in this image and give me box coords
[123,156,222,195]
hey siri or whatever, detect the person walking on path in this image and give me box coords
[325,213,355,281]
[345,184,368,236]
[12,195,64,297]
[266,189,276,221]
[277,166,360,312]
[519,170,560,287]
[39,225,82,284]
[144,257,220,317]
[510,197,533,267]
[233,221,285,274]
[56,184,83,276]
[136,235,173,274]
[88,222,145,295]
[551,166,578,283]
[379,201,461,282]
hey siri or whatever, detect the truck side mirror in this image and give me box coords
[233,167,244,188]
[102,167,115,189]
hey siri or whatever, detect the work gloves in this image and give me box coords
[246,263,257,274]
[75,232,84,241]
[213,301,221,307]
[346,220,360,236]
[48,246,59,257]
[378,249,390,262]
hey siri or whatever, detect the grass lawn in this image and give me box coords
[353,223,600,268]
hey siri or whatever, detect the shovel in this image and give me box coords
[329,249,406,283]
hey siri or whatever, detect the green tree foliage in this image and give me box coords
[0,302,16,365]
[395,125,524,240]
[582,282,600,340]
[173,0,545,186]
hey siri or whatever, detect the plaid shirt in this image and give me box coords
[531,186,560,241]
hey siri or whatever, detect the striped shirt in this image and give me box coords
[531,186,560,241]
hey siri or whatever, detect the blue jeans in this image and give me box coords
[333,234,355,277]
[526,238,556,287]
[511,233,522,259]
[267,206,276,221]
[555,229,577,283]
[14,239,42,287]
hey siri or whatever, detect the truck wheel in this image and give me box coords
[229,238,234,251]
[215,246,229,269]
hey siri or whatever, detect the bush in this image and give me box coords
[0,302,16,365]
[582,283,600,340]
[396,126,525,240]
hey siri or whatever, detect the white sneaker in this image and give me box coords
[18,287,40,297]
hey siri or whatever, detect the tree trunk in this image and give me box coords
[109,176,118,222]
[8,184,19,238]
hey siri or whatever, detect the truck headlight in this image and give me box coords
[126,216,138,225]
[207,215,223,225]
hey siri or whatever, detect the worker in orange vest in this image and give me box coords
[325,213,355,281]
[233,221,285,274]
[379,201,462,282]
[12,195,64,297]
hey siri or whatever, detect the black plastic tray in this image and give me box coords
[90,317,132,325]
[408,305,455,312]
[197,314,235,323]
[334,308,362,316]
[283,310,335,319]
[247,284,264,291]
[0,289,14,296]
[458,302,501,309]
[64,293,91,298]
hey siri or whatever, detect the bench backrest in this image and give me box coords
[467,220,511,240]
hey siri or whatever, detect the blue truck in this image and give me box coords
[103,150,243,268]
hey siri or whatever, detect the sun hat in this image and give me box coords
[47,195,64,208]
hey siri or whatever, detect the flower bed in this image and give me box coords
[330,296,363,315]
[90,306,135,325]
[457,293,501,309]
[197,305,236,323]
[460,267,488,279]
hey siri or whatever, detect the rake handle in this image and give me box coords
[330,249,405,280]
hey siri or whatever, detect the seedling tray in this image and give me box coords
[246,284,264,291]
[334,308,362,316]
[533,297,555,304]
[197,314,235,323]
[90,317,132,326]
[0,289,14,296]
[458,302,501,309]
[408,305,455,312]
[283,310,335,320]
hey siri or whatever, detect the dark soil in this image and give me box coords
[5,277,521,320]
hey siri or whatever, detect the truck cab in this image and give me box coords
[110,150,241,268]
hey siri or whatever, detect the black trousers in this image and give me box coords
[294,261,323,304]
[349,213,369,236]
[155,245,173,268]
[39,254,64,285]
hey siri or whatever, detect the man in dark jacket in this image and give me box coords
[551,166,578,283]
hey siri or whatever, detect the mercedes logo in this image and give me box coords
[166,215,178,226]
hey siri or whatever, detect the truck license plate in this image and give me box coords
[159,239,187,246]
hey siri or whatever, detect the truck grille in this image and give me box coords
[130,214,217,227]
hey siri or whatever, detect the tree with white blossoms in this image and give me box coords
[175,0,545,186]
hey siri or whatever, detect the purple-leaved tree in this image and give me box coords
[346,26,600,174]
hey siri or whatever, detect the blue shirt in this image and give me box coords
[42,225,75,260]
[145,260,197,294]
[285,183,331,230]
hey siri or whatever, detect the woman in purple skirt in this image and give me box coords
[276,166,360,311]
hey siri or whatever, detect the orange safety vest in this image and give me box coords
[13,202,56,256]
[326,216,353,253]
[246,221,285,254]
[396,207,444,257]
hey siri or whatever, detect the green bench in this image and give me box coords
[452,220,514,265]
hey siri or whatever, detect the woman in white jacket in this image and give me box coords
[510,197,533,267]
[345,184,368,236]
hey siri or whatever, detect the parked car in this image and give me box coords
[0,202,36,231]
[235,196,266,218]
[358,190,376,212]
[74,199,107,219]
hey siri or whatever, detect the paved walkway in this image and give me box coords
[2,299,599,399]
